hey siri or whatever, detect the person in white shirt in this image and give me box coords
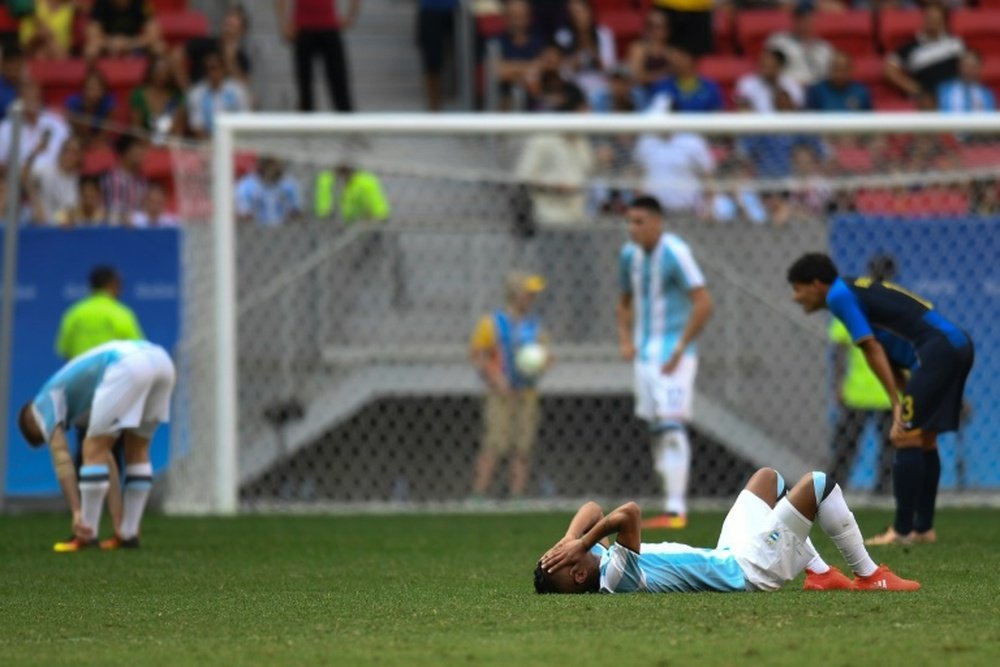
[25,135,81,226]
[735,49,805,112]
[633,132,715,213]
[0,79,70,170]
[131,182,179,228]
[765,2,833,88]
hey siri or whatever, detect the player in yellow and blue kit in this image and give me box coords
[787,253,974,546]
[617,196,713,529]
[535,466,920,594]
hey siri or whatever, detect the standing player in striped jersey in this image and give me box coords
[617,195,713,529]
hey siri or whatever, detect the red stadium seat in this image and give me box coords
[713,10,736,56]
[592,0,641,13]
[597,10,644,61]
[950,10,1000,57]
[142,146,172,179]
[958,144,1000,169]
[158,10,210,46]
[0,5,16,32]
[980,56,1000,88]
[851,54,898,100]
[735,10,791,59]
[834,144,874,174]
[873,95,917,112]
[82,146,117,175]
[476,14,505,39]
[698,55,753,108]
[878,9,922,54]
[29,58,88,107]
[150,0,188,11]
[980,0,1000,7]
[96,57,148,98]
[814,11,875,57]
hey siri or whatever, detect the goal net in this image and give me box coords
[163,113,1000,514]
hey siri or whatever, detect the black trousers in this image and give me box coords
[830,408,894,494]
[294,28,354,112]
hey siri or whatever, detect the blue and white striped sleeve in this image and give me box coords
[600,544,645,593]
[663,236,705,290]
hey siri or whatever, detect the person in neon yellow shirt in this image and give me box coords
[314,161,390,224]
[56,265,145,361]
[828,255,896,493]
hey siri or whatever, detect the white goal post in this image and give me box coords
[184,112,1000,515]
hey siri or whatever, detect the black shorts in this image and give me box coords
[903,334,974,434]
[417,9,455,74]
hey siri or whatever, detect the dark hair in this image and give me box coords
[114,133,142,157]
[628,195,663,216]
[89,265,120,291]
[787,253,838,285]
[765,48,787,68]
[556,82,587,112]
[80,174,101,190]
[18,402,44,448]
[534,564,558,594]
[867,254,897,282]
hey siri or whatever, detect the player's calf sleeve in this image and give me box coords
[914,449,941,533]
[893,448,924,535]
[815,477,877,577]
[120,463,153,540]
[79,464,111,536]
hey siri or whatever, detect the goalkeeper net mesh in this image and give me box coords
[163,116,999,513]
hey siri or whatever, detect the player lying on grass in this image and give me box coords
[534,467,920,594]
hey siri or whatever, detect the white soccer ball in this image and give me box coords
[515,343,548,377]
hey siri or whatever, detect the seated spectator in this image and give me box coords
[131,182,178,227]
[634,117,715,213]
[554,0,616,108]
[737,89,827,179]
[85,0,167,60]
[0,45,24,120]
[790,143,832,216]
[0,79,70,170]
[179,4,252,89]
[101,134,148,227]
[187,51,251,139]
[24,135,81,226]
[651,0,713,56]
[735,48,804,112]
[938,50,996,113]
[416,0,458,111]
[65,68,115,148]
[648,45,722,113]
[807,51,872,112]
[72,175,108,226]
[885,3,964,100]
[626,10,672,90]
[235,157,302,226]
[130,55,186,143]
[969,178,999,215]
[314,159,391,224]
[19,0,76,60]
[525,44,572,112]
[593,66,643,113]
[765,1,832,88]
[492,0,545,108]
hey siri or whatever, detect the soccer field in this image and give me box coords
[2,509,999,667]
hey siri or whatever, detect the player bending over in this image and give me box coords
[18,340,175,551]
[535,467,919,594]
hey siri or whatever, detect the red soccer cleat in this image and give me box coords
[803,565,855,591]
[853,564,921,591]
[641,513,687,529]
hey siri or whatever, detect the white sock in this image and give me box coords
[653,428,689,515]
[816,484,878,577]
[804,538,830,574]
[79,464,110,538]
[120,462,153,540]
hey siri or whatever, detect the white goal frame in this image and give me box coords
[206,112,998,514]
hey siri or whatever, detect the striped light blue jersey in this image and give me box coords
[596,542,747,593]
[620,233,705,364]
[31,340,154,441]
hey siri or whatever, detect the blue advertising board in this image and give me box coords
[2,228,179,496]
[831,215,1000,489]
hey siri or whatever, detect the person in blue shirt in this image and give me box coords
[938,50,996,114]
[235,157,303,226]
[806,51,873,113]
[647,45,722,113]
[787,253,974,547]
[535,466,920,594]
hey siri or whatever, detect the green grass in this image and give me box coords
[1,508,999,666]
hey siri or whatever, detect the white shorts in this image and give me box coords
[716,490,813,592]
[633,355,697,425]
[87,345,176,440]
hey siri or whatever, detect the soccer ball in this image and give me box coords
[515,343,548,377]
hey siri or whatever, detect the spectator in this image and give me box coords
[417,0,458,112]
[633,129,715,214]
[514,84,595,226]
[186,51,251,139]
[131,182,178,227]
[790,143,832,216]
[72,175,108,226]
[626,10,672,91]
[0,79,71,170]
[276,0,359,112]
[492,0,545,109]
[0,45,25,120]
[651,0,713,56]
[593,66,643,113]
[735,48,804,112]
[938,50,996,113]
[19,0,76,60]
[524,44,571,112]
[648,45,723,113]
[807,51,872,112]
[314,159,390,223]
[180,5,252,89]
[765,1,833,88]
[24,135,82,226]
[885,3,964,99]
[235,157,303,226]
[737,88,827,180]
[65,68,115,148]
[554,0,616,108]
[101,134,148,227]
[85,0,166,61]
[130,55,186,142]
